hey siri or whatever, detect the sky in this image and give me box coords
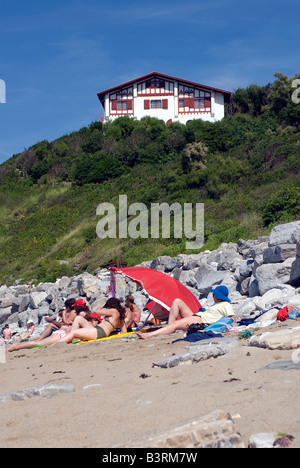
[0,0,299,165]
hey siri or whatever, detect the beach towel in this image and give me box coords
[204,317,234,333]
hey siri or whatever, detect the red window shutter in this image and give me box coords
[144,100,150,110]
[205,98,211,108]
[127,100,133,110]
[111,100,117,110]
[183,98,194,108]
[162,99,168,109]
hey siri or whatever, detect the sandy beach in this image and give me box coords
[1,322,299,449]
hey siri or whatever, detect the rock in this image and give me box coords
[263,244,297,263]
[248,275,260,297]
[18,295,31,312]
[120,409,245,448]
[256,360,300,372]
[0,307,12,324]
[29,291,48,309]
[239,259,254,278]
[215,246,243,272]
[157,337,239,368]
[290,241,300,286]
[0,292,16,308]
[249,326,300,350]
[248,433,277,448]
[268,221,300,246]
[150,256,171,271]
[249,242,269,259]
[77,272,102,298]
[255,259,294,295]
[11,296,23,314]
[0,383,76,403]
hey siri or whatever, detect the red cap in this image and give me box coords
[90,313,102,322]
[73,299,86,308]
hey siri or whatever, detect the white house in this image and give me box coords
[97,72,231,125]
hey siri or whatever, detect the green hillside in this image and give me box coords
[0,72,299,285]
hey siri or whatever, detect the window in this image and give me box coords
[111,99,133,111]
[151,100,162,108]
[195,99,205,108]
[144,99,168,110]
[117,101,127,110]
[147,79,164,88]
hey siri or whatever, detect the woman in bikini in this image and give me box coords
[58,298,127,343]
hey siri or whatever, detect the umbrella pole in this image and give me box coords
[141,305,156,328]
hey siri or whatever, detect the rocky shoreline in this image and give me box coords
[1,220,299,339]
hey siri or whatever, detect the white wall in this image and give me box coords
[104,88,226,124]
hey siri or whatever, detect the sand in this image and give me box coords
[1,323,300,448]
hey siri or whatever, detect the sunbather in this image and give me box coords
[59,298,127,343]
[137,286,236,339]
[125,295,141,328]
[20,320,35,341]
[37,298,76,340]
[7,298,125,352]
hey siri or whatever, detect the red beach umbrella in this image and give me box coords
[109,266,201,315]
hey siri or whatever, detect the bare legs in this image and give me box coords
[59,316,96,343]
[167,298,195,324]
[8,334,62,352]
[137,314,203,339]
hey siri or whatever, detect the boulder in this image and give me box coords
[263,244,297,263]
[268,221,300,246]
[255,258,294,295]
[29,291,48,309]
[0,307,12,325]
[290,242,300,286]
[120,409,245,448]
[249,326,300,350]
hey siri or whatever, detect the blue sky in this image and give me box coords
[0,0,299,164]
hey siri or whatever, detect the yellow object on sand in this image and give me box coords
[74,329,146,344]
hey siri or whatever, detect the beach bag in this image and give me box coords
[204,317,234,333]
[186,323,208,335]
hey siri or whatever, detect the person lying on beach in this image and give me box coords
[7,298,126,352]
[136,286,236,340]
[59,298,127,343]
